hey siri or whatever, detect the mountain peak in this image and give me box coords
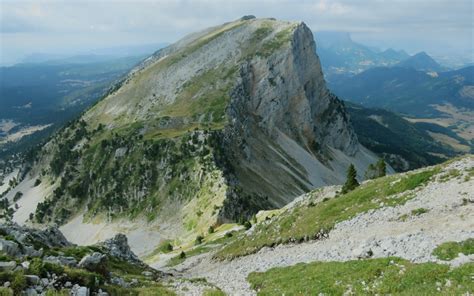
[240,15,256,20]
[397,51,444,72]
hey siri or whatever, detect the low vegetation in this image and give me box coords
[216,167,440,259]
[247,258,474,295]
[432,238,474,261]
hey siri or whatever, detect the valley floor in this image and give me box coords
[158,156,474,295]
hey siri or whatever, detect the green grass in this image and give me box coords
[166,245,213,267]
[0,287,13,296]
[103,285,176,295]
[161,66,237,127]
[464,167,474,182]
[432,238,474,261]
[203,288,226,296]
[247,258,474,295]
[439,168,461,182]
[46,245,102,261]
[411,208,429,216]
[256,27,293,57]
[216,168,440,259]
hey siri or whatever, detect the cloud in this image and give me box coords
[0,0,472,64]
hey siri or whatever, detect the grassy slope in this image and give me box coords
[247,258,474,295]
[432,238,474,261]
[216,167,440,259]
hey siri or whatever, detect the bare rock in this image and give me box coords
[0,261,16,272]
[78,252,107,274]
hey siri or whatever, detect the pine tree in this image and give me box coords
[342,164,359,194]
[365,159,387,180]
[364,163,377,180]
[376,159,386,177]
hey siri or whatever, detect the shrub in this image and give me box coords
[411,208,429,216]
[195,235,204,245]
[179,251,186,259]
[13,192,23,202]
[11,271,26,295]
[243,221,252,230]
[64,268,103,289]
[208,226,215,234]
[159,242,173,253]
[34,179,42,187]
[43,262,64,276]
[29,258,45,276]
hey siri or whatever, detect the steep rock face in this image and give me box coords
[11,17,377,240]
[219,22,374,219]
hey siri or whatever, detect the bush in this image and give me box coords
[34,179,42,187]
[29,258,45,276]
[13,192,23,202]
[159,242,173,253]
[64,268,104,289]
[179,251,186,259]
[195,235,204,245]
[11,271,26,295]
[208,226,215,234]
[43,262,64,276]
[365,159,387,180]
[243,221,252,230]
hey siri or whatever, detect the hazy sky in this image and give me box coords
[1,0,473,65]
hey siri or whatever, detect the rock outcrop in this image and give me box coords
[99,234,141,265]
[0,224,157,295]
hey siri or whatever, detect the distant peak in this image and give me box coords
[240,15,256,21]
[413,51,430,57]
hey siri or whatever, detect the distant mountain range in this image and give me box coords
[328,65,474,117]
[396,51,446,72]
[314,31,410,79]
[16,43,168,65]
[0,55,148,158]
[312,31,472,83]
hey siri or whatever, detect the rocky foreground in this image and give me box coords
[0,224,165,295]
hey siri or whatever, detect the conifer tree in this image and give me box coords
[342,164,359,193]
[376,159,386,177]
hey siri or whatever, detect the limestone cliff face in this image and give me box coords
[218,21,375,219]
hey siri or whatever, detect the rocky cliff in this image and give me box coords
[5,17,377,241]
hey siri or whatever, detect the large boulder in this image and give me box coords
[43,255,77,267]
[0,223,71,248]
[100,234,140,264]
[71,284,90,296]
[0,261,17,272]
[25,275,40,285]
[78,252,107,274]
[23,245,43,258]
[0,238,20,257]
